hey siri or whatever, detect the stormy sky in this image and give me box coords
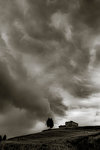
[0,0,100,137]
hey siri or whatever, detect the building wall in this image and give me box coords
[65,121,78,128]
[59,125,66,128]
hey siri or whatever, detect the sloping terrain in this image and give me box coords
[0,127,100,150]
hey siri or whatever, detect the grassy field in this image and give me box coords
[1,127,100,149]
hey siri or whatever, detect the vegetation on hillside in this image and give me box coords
[46,118,54,129]
[0,135,7,142]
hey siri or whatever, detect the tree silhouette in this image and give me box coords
[0,135,2,142]
[3,135,7,141]
[46,118,54,129]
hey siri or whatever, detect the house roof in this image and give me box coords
[65,121,78,124]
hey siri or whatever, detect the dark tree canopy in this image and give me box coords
[0,135,2,142]
[46,118,54,129]
[3,135,7,141]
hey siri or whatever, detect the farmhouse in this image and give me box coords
[65,121,78,128]
[59,121,78,128]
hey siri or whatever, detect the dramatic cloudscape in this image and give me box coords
[0,0,100,137]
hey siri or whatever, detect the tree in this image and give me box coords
[0,135,2,142]
[3,135,7,141]
[46,118,54,129]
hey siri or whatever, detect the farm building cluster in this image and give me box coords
[59,121,78,128]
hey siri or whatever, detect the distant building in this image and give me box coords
[59,121,78,128]
[59,125,66,128]
[65,121,78,128]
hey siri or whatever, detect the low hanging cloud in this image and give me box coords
[0,0,100,137]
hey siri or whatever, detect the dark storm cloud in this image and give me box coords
[0,54,67,121]
[0,59,54,116]
[0,107,38,137]
[0,0,100,137]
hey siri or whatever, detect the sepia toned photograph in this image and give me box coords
[0,0,100,149]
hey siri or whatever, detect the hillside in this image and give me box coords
[0,127,100,150]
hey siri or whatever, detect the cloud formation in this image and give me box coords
[0,0,100,137]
